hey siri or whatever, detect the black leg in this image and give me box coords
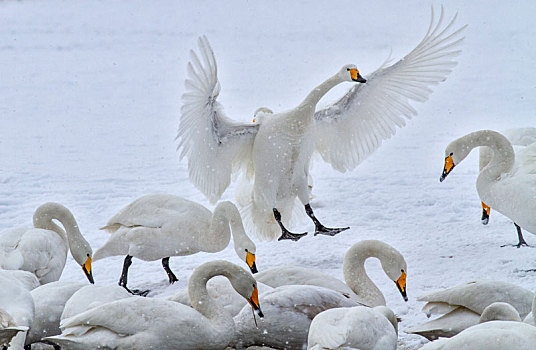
[305,204,349,237]
[162,257,178,284]
[273,208,307,241]
[24,346,31,350]
[54,346,61,350]
[515,223,529,248]
[118,255,149,296]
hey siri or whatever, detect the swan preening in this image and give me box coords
[93,194,257,295]
[46,261,262,350]
[256,240,408,307]
[176,8,466,241]
[441,130,536,247]
[0,202,94,285]
[408,280,534,339]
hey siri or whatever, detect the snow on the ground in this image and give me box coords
[1,0,536,349]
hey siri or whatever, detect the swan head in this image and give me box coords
[252,107,273,123]
[228,267,264,318]
[339,64,366,83]
[440,138,472,182]
[379,250,408,302]
[72,246,94,284]
[234,241,258,274]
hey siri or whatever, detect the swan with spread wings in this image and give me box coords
[177,8,466,241]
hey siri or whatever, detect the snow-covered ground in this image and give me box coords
[1,0,535,348]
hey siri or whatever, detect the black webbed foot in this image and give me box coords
[314,225,350,237]
[278,229,308,241]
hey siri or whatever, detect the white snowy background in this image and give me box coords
[1,0,535,348]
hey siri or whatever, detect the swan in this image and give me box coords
[93,194,258,295]
[441,130,536,247]
[307,305,398,350]
[255,240,408,307]
[230,285,359,349]
[477,128,536,245]
[24,281,85,349]
[419,302,536,350]
[0,270,36,350]
[167,275,272,317]
[407,280,534,339]
[46,260,263,350]
[0,202,94,285]
[61,284,131,320]
[176,8,466,241]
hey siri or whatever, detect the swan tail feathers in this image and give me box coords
[99,223,122,233]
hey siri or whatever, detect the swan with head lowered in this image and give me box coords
[0,202,94,285]
[45,260,263,350]
[93,194,258,295]
[440,130,536,247]
[477,127,536,244]
[255,240,408,307]
[176,8,466,241]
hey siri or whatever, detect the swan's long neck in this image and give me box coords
[343,241,392,307]
[33,202,90,263]
[188,261,239,334]
[204,202,234,252]
[464,130,515,181]
[298,74,343,114]
[220,201,251,248]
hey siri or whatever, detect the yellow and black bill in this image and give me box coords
[82,255,94,284]
[395,270,408,302]
[246,251,258,274]
[440,154,455,182]
[248,285,264,318]
[349,68,367,83]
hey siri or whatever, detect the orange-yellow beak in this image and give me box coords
[440,154,455,182]
[349,68,367,83]
[481,202,490,225]
[395,270,407,302]
[246,251,258,274]
[82,255,94,284]
[248,285,264,317]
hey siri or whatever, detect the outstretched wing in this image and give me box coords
[176,36,259,203]
[314,7,466,172]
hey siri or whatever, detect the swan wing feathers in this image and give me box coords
[176,36,259,203]
[314,7,466,172]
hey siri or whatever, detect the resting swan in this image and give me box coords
[176,8,466,241]
[46,261,263,350]
[478,128,536,236]
[0,202,94,285]
[93,194,257,295]
[61,285,132,321]
[255,240,408,307]
[419,301,536,350]
[307,305,398,350]
[407,280,534,339]
[441,130,536,247]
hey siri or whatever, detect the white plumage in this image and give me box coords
[0,202,94,285]
[176,8,466,240]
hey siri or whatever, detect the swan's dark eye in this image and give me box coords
[401,269,404,272]
[245,249,248,252]
[450,152,453,156]
[346,68,350,71]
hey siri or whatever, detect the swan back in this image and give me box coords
[61,284,131,320]
[479,302,521,323]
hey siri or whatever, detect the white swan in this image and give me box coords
[407,280,534,339]
[46,260,263,350]
[441,130,536,246]
[61,284,131,320]
[307,305,398,350]
[167,275,272,317]
[93,194,257,295]
[231,285,359,349]
[419,302,536,350]
[0,202,94,285]
[24,281,85,348]
[176,8,466,241]
[0,270,36,349]
[255,240,407,307]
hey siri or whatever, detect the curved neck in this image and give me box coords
[205,202,234,252]
[32,202,89,261]
[343,241,392,307]
[466,130,515,181]
[188,261,237,334]
[298,73,343,112]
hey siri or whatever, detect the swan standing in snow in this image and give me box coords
[231,285,359,349]
[307,305,398,350]
[419,302,536,350]
[24,281,85,349]
[440,130,536,247]
[0,270,37,350]
[0,202,94,285]
[407,280,534,340]
[93,194,257,295]
[478,127,536,234]
[255,240,408,307]
[46,261,263,350]
[176,8,466,241]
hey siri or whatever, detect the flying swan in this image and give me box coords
[176,7,466,241]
